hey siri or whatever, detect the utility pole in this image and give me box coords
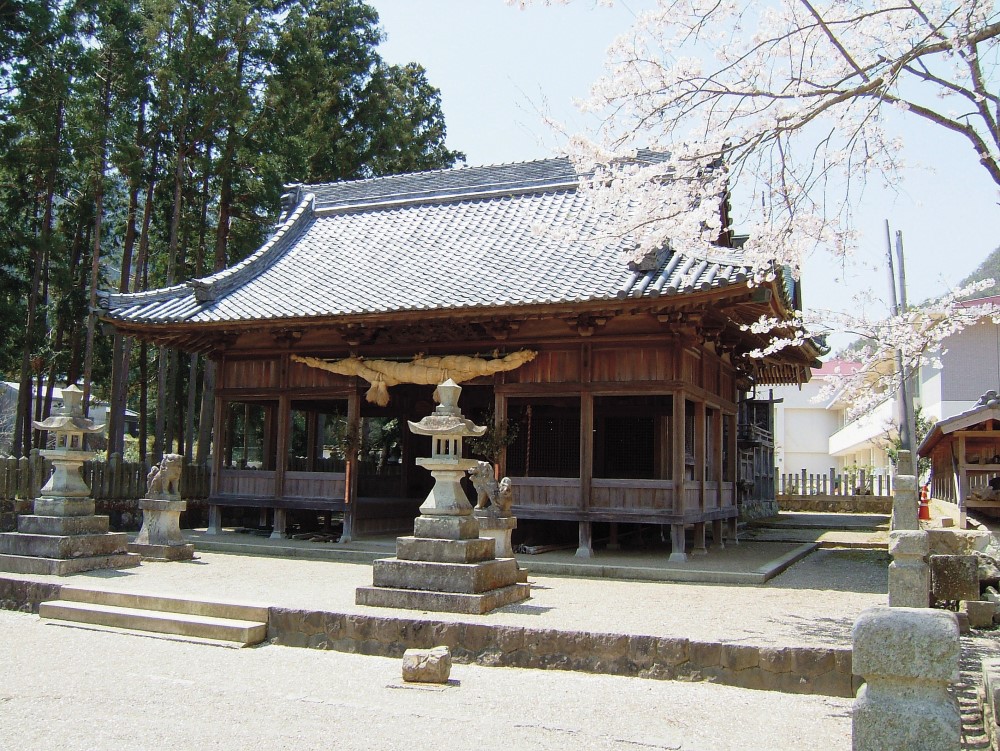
[885,220,917,472]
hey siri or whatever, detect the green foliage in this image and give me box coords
[884,406,933,479]
[467,408,520,467]
[954,246,1000,301]
[0,0,461,447]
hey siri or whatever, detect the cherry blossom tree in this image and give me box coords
[513,0,1000,420]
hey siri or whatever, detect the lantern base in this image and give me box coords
[0,498,140,576]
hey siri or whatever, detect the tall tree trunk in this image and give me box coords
[82,56,113,418]
[14,98,63,457]
[107,101,149,458]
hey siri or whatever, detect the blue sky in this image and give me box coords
[369,1,1000,347]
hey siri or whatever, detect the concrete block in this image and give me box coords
[852,606,959,683]
[961,600,997,629]
[412,515,480,541]
[930,555,980,603]
[395,536,496,564]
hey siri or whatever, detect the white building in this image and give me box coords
[0,382,138,454]
[773,295,1000,478]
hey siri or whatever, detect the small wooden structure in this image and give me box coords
[918,390,1000,528]
[100,156,822,557]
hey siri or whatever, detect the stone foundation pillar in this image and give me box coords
[270,508,287,540]
[691,522,707,556]
[852,606,960,751]
[207,505,222,535]
[576,520,593,559]
[669,523,687,563]
[711,519,725,551]
[892,451,919,531]
[888,530,930,608]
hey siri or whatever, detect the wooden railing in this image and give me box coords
[0,451,210,501]
[776,469,893,499]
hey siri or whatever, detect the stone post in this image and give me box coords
[888,530,930,608]
[891,450,919,531]
[852,606,960,751]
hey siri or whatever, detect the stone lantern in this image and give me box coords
[0,383,139,575]
[32,385,103,500]
[356,379,529,614]
[409,379,487,517]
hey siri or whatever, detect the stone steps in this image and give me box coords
[38,587,269,646]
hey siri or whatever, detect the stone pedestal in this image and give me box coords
[356,509,529,614]
[891,469,919,531]
[356,379,529,614]
[127,498,195,561]
[852,606,960,751]
[888,530,930,608]
[0,497,139,576]
[474,511,527,583]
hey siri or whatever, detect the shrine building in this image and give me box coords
[100,155,821,558]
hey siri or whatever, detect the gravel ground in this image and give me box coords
[0,608,854,751]
[5,547,889,648]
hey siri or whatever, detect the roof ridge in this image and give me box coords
[300,155,571,191]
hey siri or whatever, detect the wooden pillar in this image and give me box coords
[694,399,706,512]
[673,391,686,514]
[692,521,707,555]
[211,396,226,495]
[274,395,290,495]
[305,410,318,471]
[258,508,269,527]
[607,521,620,551]
[494,384,508,478]
[341,387,361,543]
[578,387,594,558]
[727,413,738,508]
[714,407,724,508]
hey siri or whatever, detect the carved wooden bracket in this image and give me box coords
[483,319,522,341]
[335,324,381,347]
[271,328,303,346]
[568,314,609,337]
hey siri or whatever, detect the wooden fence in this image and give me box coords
[0,451,210,502]
[776,468,893,499]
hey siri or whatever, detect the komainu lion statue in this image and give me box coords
[147,453,183,499]
[467,460,513,517]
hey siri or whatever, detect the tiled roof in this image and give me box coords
[102,157,752,326]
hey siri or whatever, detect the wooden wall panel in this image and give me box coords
[682,352,700,386]
[591,347,674,382]
[218,470,275,497]
[704,357,719,394]
[514,350,580,384]
[288,359,353,390]
[510,477,580,507]
[590,479,676,512]
[224,359,279,389]
[284,471,346,500]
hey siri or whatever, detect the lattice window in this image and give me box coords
[506,399,580,478]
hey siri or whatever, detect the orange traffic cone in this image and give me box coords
[918,484,931,521]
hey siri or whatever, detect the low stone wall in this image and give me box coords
[0,576,858,697]
[0,577,61,613]
[778,495,893,514]
[268,607,858,697]
[738,498,780,523]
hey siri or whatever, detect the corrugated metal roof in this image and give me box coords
[103,157,751,326]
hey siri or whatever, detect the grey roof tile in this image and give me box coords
[103,156,752,326]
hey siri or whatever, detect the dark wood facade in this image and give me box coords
[195,298,797,557]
